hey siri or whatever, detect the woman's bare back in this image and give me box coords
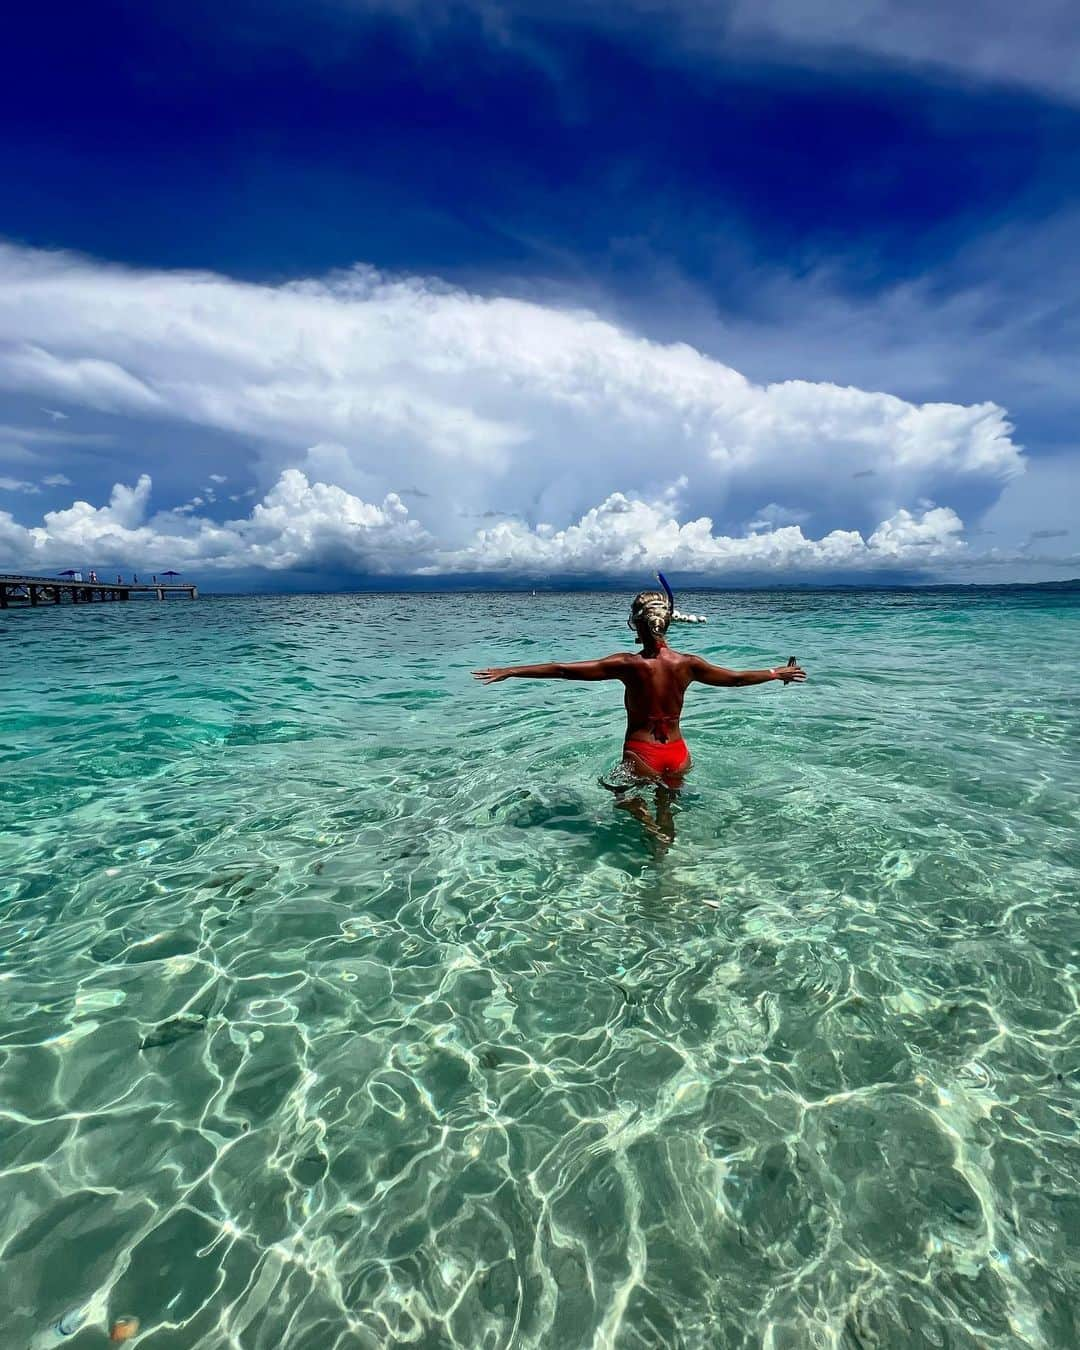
[618,646,695,744]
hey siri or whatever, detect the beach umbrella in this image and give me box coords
[162,569,181,576]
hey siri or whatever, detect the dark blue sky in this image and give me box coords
[0,0,1077,582]
[5,0,1076,288]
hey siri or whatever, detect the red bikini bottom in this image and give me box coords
[623,738,691,774]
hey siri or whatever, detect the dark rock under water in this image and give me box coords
[139,1013,208,1050]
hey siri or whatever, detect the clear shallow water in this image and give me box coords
[2,587,1079,1349]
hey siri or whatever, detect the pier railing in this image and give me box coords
[0,574,198,607]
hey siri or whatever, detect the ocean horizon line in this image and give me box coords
[175,576,1080,598]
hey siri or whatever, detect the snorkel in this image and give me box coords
[628,573,707,639]
[656,571,708,625]
[656,570,675,620]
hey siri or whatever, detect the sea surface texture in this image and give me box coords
[2,587,1079,1349]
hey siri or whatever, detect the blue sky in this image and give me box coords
[0,0,1077,585]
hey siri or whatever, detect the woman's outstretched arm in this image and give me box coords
[474,655,628,683]
[689,656,806,687]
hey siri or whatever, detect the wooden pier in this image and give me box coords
[0,573,198,608]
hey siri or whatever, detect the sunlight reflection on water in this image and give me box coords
[1,587,1078,1348]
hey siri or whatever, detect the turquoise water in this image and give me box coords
[2,587,1079,1349]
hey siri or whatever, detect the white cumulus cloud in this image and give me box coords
[429,487,966,575]
[0,243,1024,563]
[0,469,972,579]
[0,470,427,575]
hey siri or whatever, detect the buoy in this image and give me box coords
[110,1317,140,1342]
